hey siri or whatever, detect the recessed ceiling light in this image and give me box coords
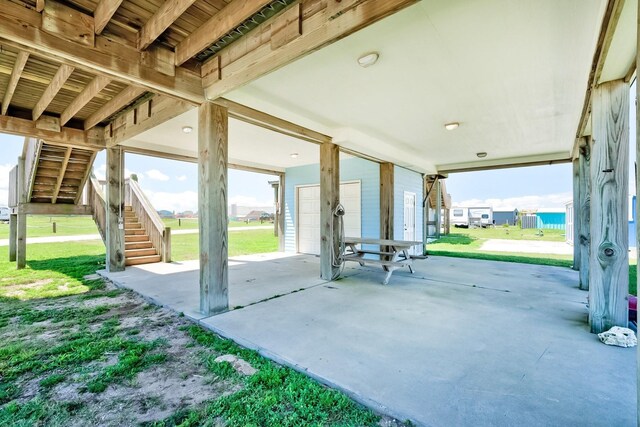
[182,126,193,134]
[444,122,460,131]
[357,52,379,68]
[290,153,299,159]
[476,152,488,158]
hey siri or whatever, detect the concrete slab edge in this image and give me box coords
[198,320,424,427]
[97,269,423,426]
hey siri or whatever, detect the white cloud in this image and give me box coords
[144,190,198,213]
[93,164,141,181]
[0,163,12,206]
[454,192,573,211]
[145,169,169,181]
[176,175,187,182]
[228,195,273,207]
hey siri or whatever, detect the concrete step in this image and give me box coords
[125,241,153,250]
[125,248,157,258]
[125,234,150,242]
[125,229,146,235]
[126,254,161,266]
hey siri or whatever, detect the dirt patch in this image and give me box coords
[2,279,54,298]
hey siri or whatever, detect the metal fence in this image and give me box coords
[521,214,537,229]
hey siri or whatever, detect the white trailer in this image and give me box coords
[468,207,493,227]
[450,207,470,227]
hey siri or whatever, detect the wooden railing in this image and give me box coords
[127,176,171,262]
[21,138,42,201]
[87,175,107,243]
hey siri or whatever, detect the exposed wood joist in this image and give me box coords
[175,0,272,66]
[0,0,203,103]
[0,114,104,149]
[19,203,93,215]
[51,146,72,203]
[95,0,125,35]
[213,98,331,144]
[60,75,111,126]
[32,64,74,121]
[1,51,29,115]
[84,86,146,130]
[202,0,417,100]
[105,94,192,146]
[138,0,197,50]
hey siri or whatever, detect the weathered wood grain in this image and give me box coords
[198,102,229,316]
[589,79,629,333]
[578,141,591,290]
[320,142,339,280]
[572,158,580,271]
[380,162,394,259]
[8,214,17,262]
[16,156,26,269]
[105,147,125,272]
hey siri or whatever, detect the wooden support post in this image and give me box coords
[380,163,394,257]
[16,156,26,269]
[578,141,591,290]
[198,102,229,315]
[270,180,279,237]
[635,12,639,426]
[8,213,17,262]
[320,142,340,280]
[572,158,580,271]
[422,175,428,255]
[589,79,629,333]
[435,179,442,238]
[278,174,285,251]
[105,147,125,272]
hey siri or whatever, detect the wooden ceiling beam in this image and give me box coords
[175,0,272,66]
[95,0,125,35]
[1,51,29,115]
[0,114,104,149]
[32,64,74,121]
[138,0,197,50]
[0,0,203,104]
[84,86,146,129]
[60,75,111,126]
[203,0,417,100]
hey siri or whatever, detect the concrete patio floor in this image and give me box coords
[99,254,636,426]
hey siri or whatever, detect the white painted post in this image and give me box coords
[589,79,629,333]
[16,156,26,269]
[198,102,229,315]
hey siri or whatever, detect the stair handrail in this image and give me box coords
[127,175,171,262]
[21,138,42,201]
[87,174,107,243]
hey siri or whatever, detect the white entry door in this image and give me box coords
[404,192,417,250]
[297,182,361,255]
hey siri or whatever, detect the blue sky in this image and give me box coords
[0,82,635,212]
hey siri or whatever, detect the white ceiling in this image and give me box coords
[224,0,607,173]
[124,108,320,172]
[127,0,613,175]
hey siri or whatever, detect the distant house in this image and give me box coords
[493,208,519,226]
[536,209,566,230]
[243,210,269,222]
[157,210,174,218]
[176,210,197,219]
[229,204,275,221]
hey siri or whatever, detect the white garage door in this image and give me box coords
[297,182,361,255]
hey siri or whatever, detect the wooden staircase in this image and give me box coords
[27,141,96,204]
[124,206,162,265]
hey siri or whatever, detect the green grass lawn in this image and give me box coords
[0,216,271,240]
[0,216,99,239]
[171,229,278,261]
[0,238,392,426]
[428,228,637,295]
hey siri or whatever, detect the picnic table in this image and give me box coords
[342,237,425,285]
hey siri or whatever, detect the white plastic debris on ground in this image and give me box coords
[598,326,637,348]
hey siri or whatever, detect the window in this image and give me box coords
[481,214,489,219]
[453,209,464,217]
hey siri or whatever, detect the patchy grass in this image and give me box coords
[163,218,268,230]
[0,242,404,426]
[450,225,566,241]
[171,229,278,261]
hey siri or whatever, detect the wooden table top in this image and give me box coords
[343,237,423,247]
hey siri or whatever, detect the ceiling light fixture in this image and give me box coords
[444,122,460,131]
[182,126,193,134]
[357,52,379,68]
[290,153,299,159]
[476,152,488,158]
